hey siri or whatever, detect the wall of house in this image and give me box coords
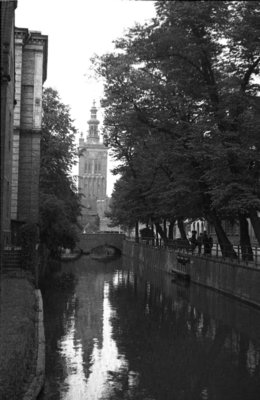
[0,0,17,252]
[12,28,47,226]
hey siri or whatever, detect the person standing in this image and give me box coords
[189,230,198,253]
[197,232,203,254]
[208,235,213,255]
[203,231,213,254]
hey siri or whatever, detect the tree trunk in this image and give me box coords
[135,221,139,243]
[168,219,175,240]
[155,222,167,243]
[207,212,237,258]
[150,222,153,231]
[177,218,187,240]
[163,219,167,236]
[249,209,260,246]
[239,215,254,261]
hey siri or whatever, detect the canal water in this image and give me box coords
[39,255,260,400]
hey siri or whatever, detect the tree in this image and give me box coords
[93,1,260,258]
[145,0,260,255]
[40,87,81,257]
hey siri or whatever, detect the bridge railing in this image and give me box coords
[125,236,260,268]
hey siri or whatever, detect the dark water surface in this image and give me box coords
[39,256,260,400]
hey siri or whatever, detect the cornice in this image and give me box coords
[14,27,48,83]
[15,27,29,41]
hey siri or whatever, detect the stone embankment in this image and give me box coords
[0,270,45,400]
[123,240,260,308]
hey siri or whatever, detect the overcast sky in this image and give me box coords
[16,0,156,195]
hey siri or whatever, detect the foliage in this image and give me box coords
[92,1,260,248]
[40,88,81,257]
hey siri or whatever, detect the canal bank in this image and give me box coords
[123,240,260,308]
[0,270,45,400]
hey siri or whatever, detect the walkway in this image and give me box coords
[132,237,260,269]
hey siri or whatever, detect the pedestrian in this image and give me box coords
[203,231,213,255]
[208,235,213,255]
[189,230,198,253]
[197,232,203,254]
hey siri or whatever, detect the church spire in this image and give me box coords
[87,100,100,143]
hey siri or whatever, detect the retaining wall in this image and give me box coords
[123,240,260,308]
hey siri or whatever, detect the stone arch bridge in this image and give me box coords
[78,233,125,253]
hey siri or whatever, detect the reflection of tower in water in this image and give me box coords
[78,101,109,232]
[59,265,129,399]
[76,271,105,365]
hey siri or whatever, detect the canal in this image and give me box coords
[39,255,260,400]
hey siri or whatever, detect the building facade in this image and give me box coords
[1,0,17,254]
[78,102,108,232]
[11,28,48,240]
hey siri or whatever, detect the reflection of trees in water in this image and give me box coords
[107,269,260,400]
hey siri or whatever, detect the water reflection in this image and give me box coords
[81,282,128,399]
[54,281,125,400]
[40,257,260,400]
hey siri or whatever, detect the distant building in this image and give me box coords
[78,102,109,232]
[11,28,48,241]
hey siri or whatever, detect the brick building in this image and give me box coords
[78,102,109,232]
[0,5,48,267]
[11,27,48,241]
[0,0,17,260]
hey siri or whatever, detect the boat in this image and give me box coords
[170,268,190,282]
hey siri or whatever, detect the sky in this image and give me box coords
[16,0,156,195]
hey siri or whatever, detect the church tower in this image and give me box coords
[78,101,108,232]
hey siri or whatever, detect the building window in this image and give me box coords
[86,160,93,173]
[94,160,101,173]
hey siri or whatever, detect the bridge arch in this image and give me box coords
[78,233,125,253]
